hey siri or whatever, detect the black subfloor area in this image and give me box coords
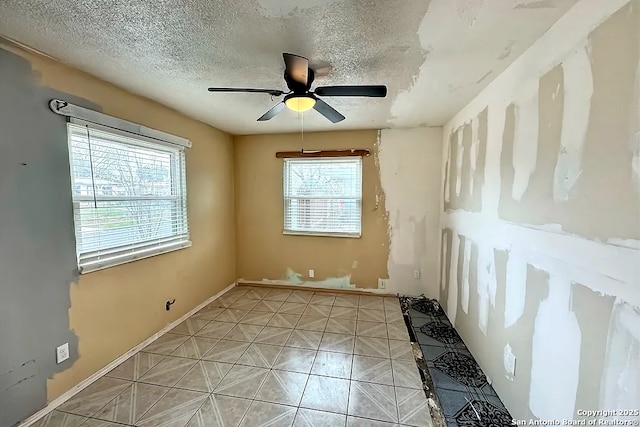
[400,296,513,427]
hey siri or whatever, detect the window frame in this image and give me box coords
[282,156,363,238]
[67,119,191,274]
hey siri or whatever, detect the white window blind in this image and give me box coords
[283,157,362,237]
[67,122,190,273]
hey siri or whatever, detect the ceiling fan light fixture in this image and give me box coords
[285,94,316,112]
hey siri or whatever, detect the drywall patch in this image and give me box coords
[0,47,84,426]
[511,80,539,201]
[447,232,460,324]
[504,251,528,328]
[599,300,640,413]
[461,237,471,314]
[553,46,592,201]
[529,276,581,420]
[378,128,442,297]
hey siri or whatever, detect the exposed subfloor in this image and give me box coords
[401,297,513,427]
[32,286,436,427]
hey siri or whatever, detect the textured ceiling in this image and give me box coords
[0,0,577,135]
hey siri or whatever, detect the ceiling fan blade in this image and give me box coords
[313,98,345,123]
[257,102,286,121]
[315,85,387,97]
[283,53,309,86]
[208,87,284,96]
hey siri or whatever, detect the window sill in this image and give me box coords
[283,231,361,239]
[78,240,192,274]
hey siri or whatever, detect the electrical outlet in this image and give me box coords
[308,269,315,278]
[413,269,421,279]
[378,278,388,289]
[56,343,69,364]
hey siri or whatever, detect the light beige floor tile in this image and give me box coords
[239,311,274,326]
[347,416,399,426]
[202,339,250,363]
[395,387,433,426]
[310,351,352,379]
[216,308,250,323]
[268,313,302,328]
[348,381,398,423]
[303,304,332,317]
[105,352,164,381]
[325,318,356,335]
[354,337,390,358]
[185,394,252,427]
[213,365,269,399]
[389,340,414,361]
[358,296,385,310]
[329,305,358,320]
[138,355,197,387]
[91,382,169,424]
[387,322,410,341]
[30,411,87,427]
[294,408,347,427]
[333,295,359,308]
[239,400,297,427]
[223,323,264,342]
[264,289,293,302]
[137,388,208,426]
[80,419,129,427]
[255,326,294,346]
[309,294,336,306]
[357,309,385,323]
[385,311,405,324]
[253,300,284,313]
[351,355,394,385]
[224,287,249,298]
[243,287,271,300]
[278,302,308,315]
[195,321,236,339]
[296,315,328,332]
[142,333,189,355]
[229,298,260,311]
[255,369,309,406]
[191,306,225,321]
[57,377,131,417]
[171,318,211,336]
[300,375,350,414]
[319,333,355,354]
[392,360,423,389]
[356,321,388,339]
[285,330,323,350]
[273,347,317,373]
[174,360,233,392]
[170,336,219,360]
[236,342,283,368]
[286,291,314,303]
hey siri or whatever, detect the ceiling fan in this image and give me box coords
[207,53,387,123]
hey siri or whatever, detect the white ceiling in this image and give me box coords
[0,0,577,135]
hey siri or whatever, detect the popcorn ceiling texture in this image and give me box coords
[0,0,576,134]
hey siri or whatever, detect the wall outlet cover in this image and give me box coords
[413,269,421,279]
[56,343,70,364]
[308,269,315,278]
[378,278,388,289]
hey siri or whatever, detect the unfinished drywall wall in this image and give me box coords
[377,127,443,297]
[439,0,639,422]
[0,41,235,426]
[234,130,389,289]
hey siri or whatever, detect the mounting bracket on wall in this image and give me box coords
[165,299,176,311]
[275,149,370,158]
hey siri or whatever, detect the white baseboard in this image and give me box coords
[19,282,236,427]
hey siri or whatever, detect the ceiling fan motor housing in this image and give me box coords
[285,68,315,93]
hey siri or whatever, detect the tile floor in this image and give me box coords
[34,286,434,427]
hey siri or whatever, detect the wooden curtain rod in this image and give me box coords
[275,149,370,158]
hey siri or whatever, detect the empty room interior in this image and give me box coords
[0,0,639,426]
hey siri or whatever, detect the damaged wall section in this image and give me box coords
[439,0,640,421]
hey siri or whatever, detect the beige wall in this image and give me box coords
[2,43,236,403]
[439,0,639,421]
[234,130,389,288]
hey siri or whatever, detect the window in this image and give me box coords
[283,157,362,237]
[67,121,190,273]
